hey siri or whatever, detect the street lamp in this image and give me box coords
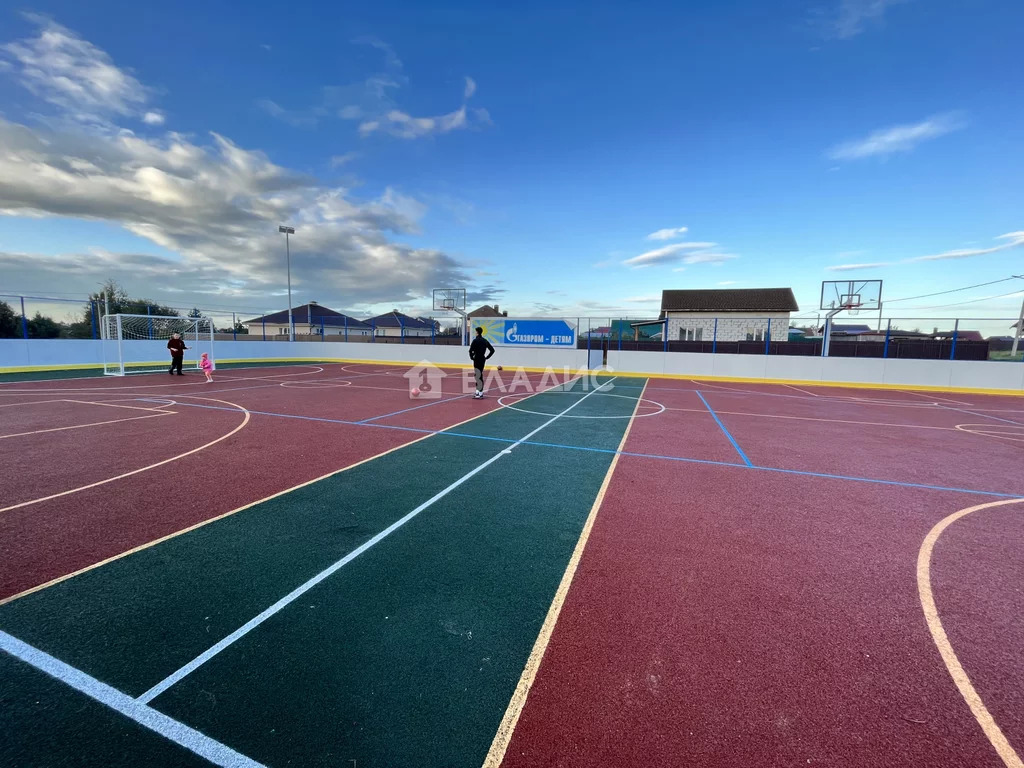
[278,225,296,341]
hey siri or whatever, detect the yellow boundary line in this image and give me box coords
[0,375,581,607]
[482,378,650,767]
[917,498,1024,768]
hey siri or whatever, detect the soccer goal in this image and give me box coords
[101,314,214,376]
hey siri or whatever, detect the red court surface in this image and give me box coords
[1,365,1022,767]
[497,379,1024,768]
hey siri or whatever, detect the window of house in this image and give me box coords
[745,328,765,342]
[679,327,704,342]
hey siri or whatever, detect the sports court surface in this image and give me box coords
[1,361,1022,768]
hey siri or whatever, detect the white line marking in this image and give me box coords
[0,412,173,440]
[781,383,818,396]
[137,378,616,704]
[0,630,266,767]
[0,396,250,515]
[62,399,175,413]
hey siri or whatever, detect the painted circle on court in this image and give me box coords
[497,391,665,419]
[279,379,352,389]
[955,423,1024,443]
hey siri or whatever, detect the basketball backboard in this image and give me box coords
[432,288,466,313]
[820,280,882,312]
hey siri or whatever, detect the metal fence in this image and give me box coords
[1,294,1020,362]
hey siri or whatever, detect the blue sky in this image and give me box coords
[0,0,1022,326]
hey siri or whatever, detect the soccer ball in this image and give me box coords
[411,388,420,398]
[497,365,503,371]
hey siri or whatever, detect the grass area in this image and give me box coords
[988,350,1024,362]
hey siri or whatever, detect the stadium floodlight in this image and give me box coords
[279,225,296,341]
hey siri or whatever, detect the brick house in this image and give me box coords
[660,288,799,343]
[243,302,371,337]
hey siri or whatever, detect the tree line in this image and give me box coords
[0,280,245,338]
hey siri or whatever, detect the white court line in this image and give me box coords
[781,383,819,396]
[0,396,250,515]
[0,412,173,440]
[137,377,617,704]
[902,389,973,406]
[62,399,176,413]
[0,630,266,767]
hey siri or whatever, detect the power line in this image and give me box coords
[886,276,1023,303]
[901,289,1024,311]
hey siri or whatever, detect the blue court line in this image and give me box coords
[695,390,753,467]
[142,398,1022,500]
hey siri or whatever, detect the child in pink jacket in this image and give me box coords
[200,353,215,383]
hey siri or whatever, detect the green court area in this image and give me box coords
[0,376,639,768]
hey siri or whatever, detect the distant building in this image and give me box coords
[467,304,507,318]
[659,288,799,342]
[242,302,371,337]
[363,311,436,337]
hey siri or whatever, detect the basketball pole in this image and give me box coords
[1011,294,1024,358]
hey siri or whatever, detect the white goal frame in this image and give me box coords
[101,314,215,376]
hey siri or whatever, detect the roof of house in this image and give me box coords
[363,311,435,329]
[829,324,874,334]
[468,304,507,317]
[661,288,799,314]
[242,304,370,328]
[932,330,984,342]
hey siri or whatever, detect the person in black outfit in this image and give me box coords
[469,326,495,399]
[167,333,188,375]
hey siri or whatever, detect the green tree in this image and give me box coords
[188,307,204,319]
[0,301,21,338]
[27,312,63,338]
[84,279,181,322]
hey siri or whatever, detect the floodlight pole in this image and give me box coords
[1012,292,1024,358]
[279,225,296,341]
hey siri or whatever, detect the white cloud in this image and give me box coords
[1,15,153,127]
[681,252,737,265]
[828,112,965,161]
[260,38,488,141]
[826,262,891,271]
[816,0,908,40]
[624,295,660,302]
[646,226,688,241]
[361,105,472,139]
[329,152,357,168]
[0,23,495,311]
[908,231,1024,262]
[623,242,718,268]
[718,281,738,286]
[142,111,165,126]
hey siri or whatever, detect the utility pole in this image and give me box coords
[279,226,296,341]
[1011,275,1024,357]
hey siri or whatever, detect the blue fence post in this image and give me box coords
[712,318,718,354]
[663,319,668,352]
[20,296,28,338]
[618,319,622,351]
[587,319,592,355]
[147,305,152,339]
[372,318,376,342]
[883,319,891,358]
[90,300,98,339]
[949,319,959,361]
[400,316,405,343]
[262,316,266,340]
[431,318,435,344]
[344,316,348,342]
[320,317,324,337]
[765,318,771,355]
[232,312,237,341]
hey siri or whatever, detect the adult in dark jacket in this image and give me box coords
[167,333,188,375]
[468,327,495,399]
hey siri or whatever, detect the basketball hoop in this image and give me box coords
[845,303,862,316]
[442,300,455,312]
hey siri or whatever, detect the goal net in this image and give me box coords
[101,314,214,376]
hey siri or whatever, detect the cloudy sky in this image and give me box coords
[0,0,1022,326]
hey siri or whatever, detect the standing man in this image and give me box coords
[167,333,188,375]
[469,326,495,399]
